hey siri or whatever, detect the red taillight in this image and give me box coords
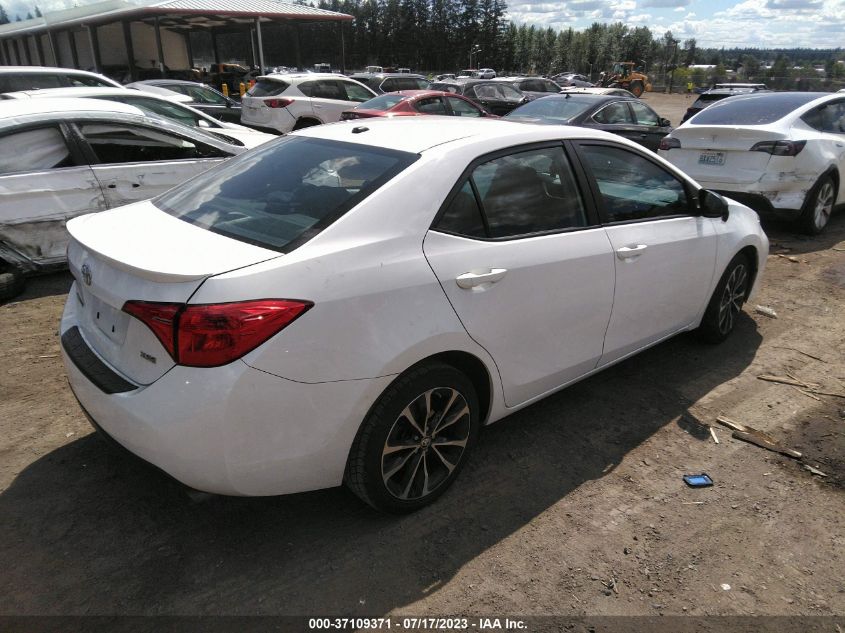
[264,98,294,108]
[123,299,312,368]
[122,301,180,358]
[749,140,806,156]
[659,136,681,151]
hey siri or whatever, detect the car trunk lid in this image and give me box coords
[666,125,785,184]
[65,200,281,385]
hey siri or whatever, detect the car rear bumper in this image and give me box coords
[60,307,393,496]
[695,174,816,212]
[239,106,296,133]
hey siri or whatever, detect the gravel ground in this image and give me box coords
[1,93,843,627]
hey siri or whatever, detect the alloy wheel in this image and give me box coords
[717,263,748,335]
[813,181,835,231]
[381,387,471,501]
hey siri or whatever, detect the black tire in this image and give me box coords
[629,80,644,97]
[0,264,24,302]
[292,118,320,131]
[696,252,751,344]
[345,362,480,513]
[797,174,836,235]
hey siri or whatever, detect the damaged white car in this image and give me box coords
[659,91,845,234]
[0,98,252,299]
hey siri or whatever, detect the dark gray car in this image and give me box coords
[505,93,672,152]
[126,80,242,122]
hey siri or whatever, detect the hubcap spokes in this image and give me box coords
[717,264,748,335]
[814,183,834,230]
[382,387,470,501]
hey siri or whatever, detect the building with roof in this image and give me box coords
[0,0,352,82]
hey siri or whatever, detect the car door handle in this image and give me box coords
[616,244,647,259]
[107,183,116,188]
[456,268,507,289]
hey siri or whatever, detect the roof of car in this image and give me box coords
[258,73,346,82]
[294,115,625,154]
[0,97,144,119]
[350,72,427,79]
[559,87,635,97]
[134,79,206,86]
[0,65,109,77]
[1,86,184,101]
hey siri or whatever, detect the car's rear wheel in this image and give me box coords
[629,80,644,97]
[798,174,836,235]
[293,118,320,131]
[0,262,24,302]
[696,252,751,343]
[345,362,479,513]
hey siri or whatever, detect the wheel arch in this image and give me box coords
[737,244,759,299]
[293,116,322,129]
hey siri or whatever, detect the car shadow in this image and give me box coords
[0,316,762,615]
[3,271,73,305]
[760,204,845,255]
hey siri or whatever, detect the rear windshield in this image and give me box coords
[691,94,728,108]
[691,93,825,125]
[380,77,429,91]
[155,136,418,253]
[504,96,592,122]
[248,79,289,97]
[358,94,407,110]
[0,74,64,92]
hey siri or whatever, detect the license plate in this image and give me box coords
[698,151,725,166]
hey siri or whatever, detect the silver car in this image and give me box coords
[0,98,250,298]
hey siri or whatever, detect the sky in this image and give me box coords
[3,0,845,49]
[507,0,845,49]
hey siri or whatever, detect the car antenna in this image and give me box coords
[352,126,369,134]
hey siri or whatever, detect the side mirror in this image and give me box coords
[198,119,211,128]
[699,189,730,221]
[659,117,671,127]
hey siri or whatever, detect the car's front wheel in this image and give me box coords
[345,362,479,513]
[696,252,751,343]
[798,174,836,235]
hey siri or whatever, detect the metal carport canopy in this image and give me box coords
[0,0,352,74]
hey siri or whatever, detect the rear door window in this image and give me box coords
[415,97,447,114]
[0,126,79,174]
[447,97,483,117]
[78,123,229,164]
[155,136,418,252]
[435,145,587,239]
[802,100,845,133]
[248,80,289,97]
[592,102,634,124]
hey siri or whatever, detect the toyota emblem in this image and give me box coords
[81,264,92,286]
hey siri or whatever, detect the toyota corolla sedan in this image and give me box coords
[659,91,845,234]
[61,118,768,512]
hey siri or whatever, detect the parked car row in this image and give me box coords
[0,66,840,517]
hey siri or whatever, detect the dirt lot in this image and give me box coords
[1,92,844,627]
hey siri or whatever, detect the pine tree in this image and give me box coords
[0,3,10,24]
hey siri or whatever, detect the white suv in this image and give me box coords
[240,73,377,133]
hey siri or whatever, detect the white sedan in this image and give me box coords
[2,87,275,148]
[659,91,845,234]
[60,118,768,512]
[0,98,251,298]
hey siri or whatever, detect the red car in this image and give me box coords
[340,90,495,120]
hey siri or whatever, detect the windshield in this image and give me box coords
[691,93,825,125]
[155,136,418,253]
[504,96,592,123]
[98,95,208,128]
[357,94,407,110]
